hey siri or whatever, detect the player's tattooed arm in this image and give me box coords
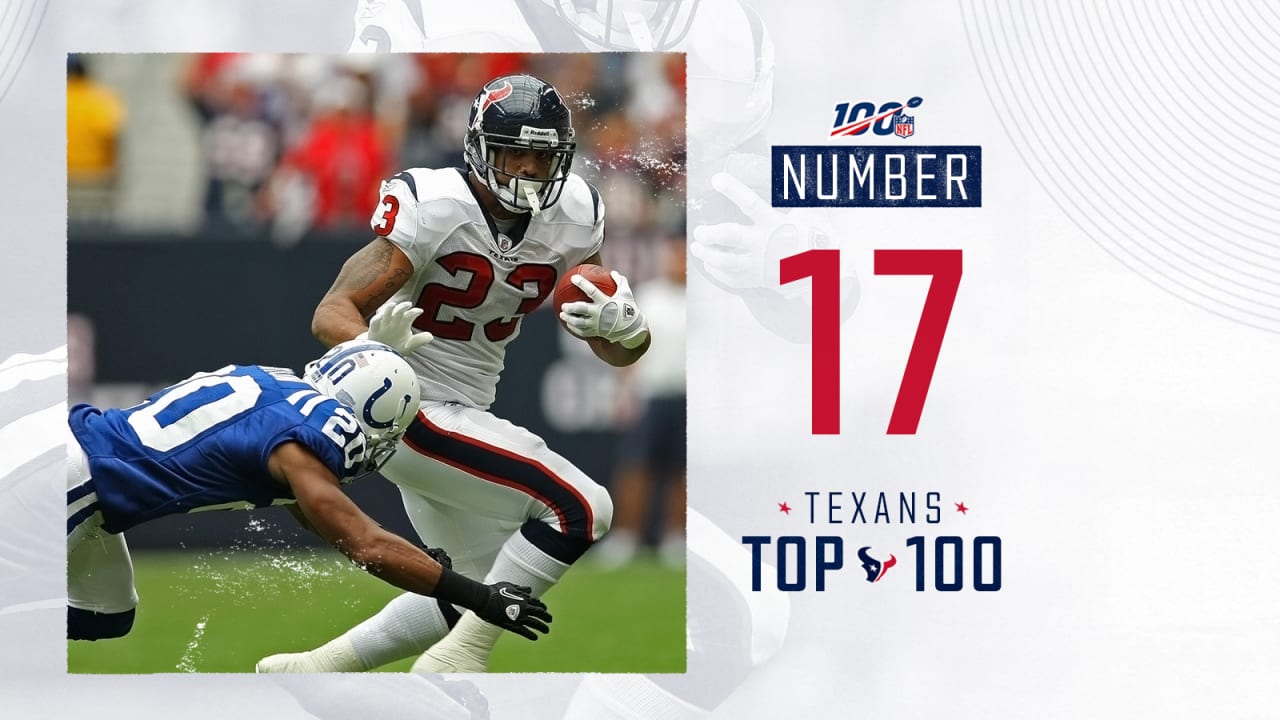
[313,238,414,348]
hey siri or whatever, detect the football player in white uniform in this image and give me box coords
[334,3,799,712]
[346,0,855,342]
[256,73,648,673]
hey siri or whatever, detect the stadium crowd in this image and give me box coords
[70,53,685,255]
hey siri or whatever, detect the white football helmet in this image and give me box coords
[304,340,420,477]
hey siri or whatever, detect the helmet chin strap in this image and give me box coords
[488,171,546,214]
[510,176,545,198]
[523,183,544,216]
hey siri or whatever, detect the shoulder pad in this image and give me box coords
[409,168,477,232]
[548,174,601,227]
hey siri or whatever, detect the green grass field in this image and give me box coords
[68,549,685,674]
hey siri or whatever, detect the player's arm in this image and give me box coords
[274,441,445,594]
[269,442,552,639]
[284,503,316,534]
[312,238,415,348]
[565,251,651,368]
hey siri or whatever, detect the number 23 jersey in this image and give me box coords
[68,365,366,534]
[371,167,603,409]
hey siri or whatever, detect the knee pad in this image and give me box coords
[584,481,614,540]
[520,520,594,564]
[68,606,135,641]
[519,479,613,564]
[548,478,613,546]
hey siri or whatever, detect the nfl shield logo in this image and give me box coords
[894,113,915,138]
[498,234,512,252]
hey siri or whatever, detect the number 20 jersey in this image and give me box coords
[372,167,603,409]
[68,365,364,534]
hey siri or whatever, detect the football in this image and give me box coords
[554,263,616,314]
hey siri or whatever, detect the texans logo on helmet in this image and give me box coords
[857,546,897,583]
[480,80,514,113]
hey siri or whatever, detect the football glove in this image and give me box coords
[559,271,650,349]
[423,545,453,570]
[359,300,434,355]
[476,582,552,641]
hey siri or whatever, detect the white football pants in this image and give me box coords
[382,400,613,576]
[66,433,138,615]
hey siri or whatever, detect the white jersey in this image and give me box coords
[370,167,604,409]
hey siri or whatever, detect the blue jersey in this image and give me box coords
[69,364,367,534]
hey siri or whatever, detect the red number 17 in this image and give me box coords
[780,249,962,435]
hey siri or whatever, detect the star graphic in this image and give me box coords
[778,501,792,515]
[955,502,969,515]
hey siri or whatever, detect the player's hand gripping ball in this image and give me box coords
[554,264,616,332]
[557,265,650,348]
[555,264,616,306]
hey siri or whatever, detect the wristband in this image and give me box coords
[432,567,488,611]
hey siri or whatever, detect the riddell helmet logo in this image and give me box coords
[480,80,514,113]
[830,97,923,138]
[857,546,897,583]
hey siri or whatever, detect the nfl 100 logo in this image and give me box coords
[830,96,923,138]
[894,113,914,138]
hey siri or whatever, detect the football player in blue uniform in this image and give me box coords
[66,337,552,646]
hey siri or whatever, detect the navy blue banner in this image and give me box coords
[771,145,982,208]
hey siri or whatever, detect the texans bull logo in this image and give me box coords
[857,546,897,583]
[479,79,514,113]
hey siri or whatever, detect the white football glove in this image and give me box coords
[358,300,434,355]
[559,271,650,349]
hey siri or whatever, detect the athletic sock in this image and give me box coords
[257,593,455,672]
[412,528,570,672]
[255,634,361,673]
[346,592,456,669]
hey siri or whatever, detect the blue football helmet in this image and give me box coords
[464,74,577,214]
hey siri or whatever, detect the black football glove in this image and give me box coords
[423,546,453,570]
[475,582,552,641]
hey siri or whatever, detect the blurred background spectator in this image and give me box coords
[67,54,127,223]
[183,54,286,233]
[66,53,686,556]
[261,71,389,242]
[69,53,683,242]
[594,233,688,569]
